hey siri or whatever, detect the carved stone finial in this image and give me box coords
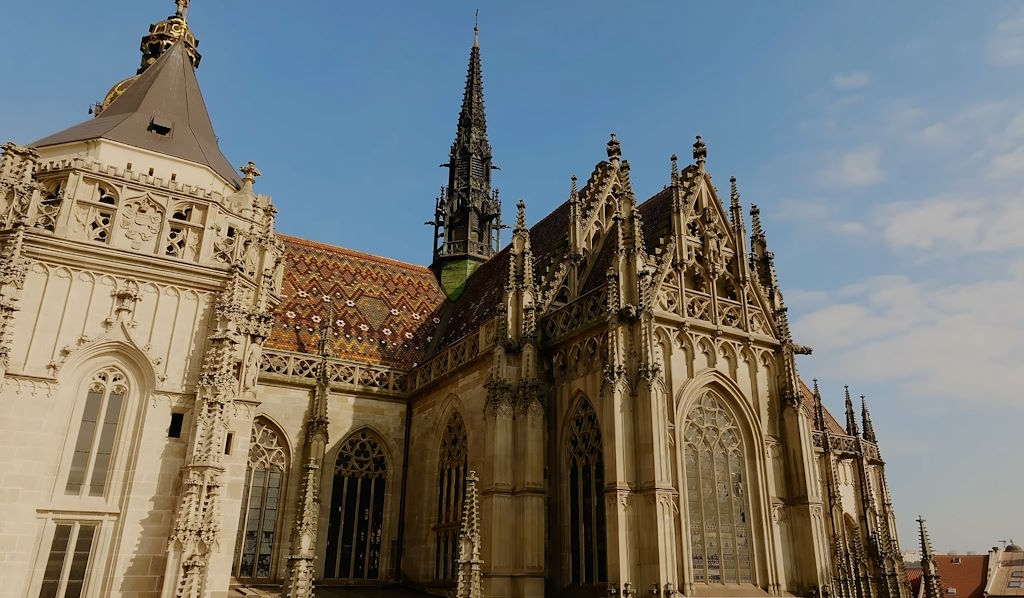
[670,154,679,183]
[918,517,944,598]
[175,0,189,18]
[455,470,484,598]
[861,395,877,442]
[515,199,527,232]
[240,161,262,185]
[606,133,622,163]
[844,385,860,437]
[730,176,740,208]
[570,174,578,200]
[750,204,764,240]
[693,135,707,170]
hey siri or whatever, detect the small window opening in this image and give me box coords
[168,412,184,438]
[147,116,172,136]
[148,167,154,176]
[126,162,132,171]
[170,173,177,181]
[947,589,957,595]
[226,226,236,238]
[952,557,962,564]
[225,432,234,455]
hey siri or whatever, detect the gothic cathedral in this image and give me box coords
[0,4,910,598]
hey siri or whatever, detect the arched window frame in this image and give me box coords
[563,394,608,587]
[52,351,152,507]
[35,345,155,598]
[678,386,760,587]
[323,428,391,581]
[233,416,289,582]
[433,411,467,582]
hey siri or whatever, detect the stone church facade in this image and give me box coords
[0,3,911,598]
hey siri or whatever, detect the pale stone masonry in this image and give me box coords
[0,2,912,598]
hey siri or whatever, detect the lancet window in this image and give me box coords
[233,418,288,581]
[683,390,753,584]
[434,412,468,581]
[325,430,388,580]
[566,397,607,585]
[65,368,127,497]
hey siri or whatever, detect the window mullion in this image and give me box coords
[348,476,362,579]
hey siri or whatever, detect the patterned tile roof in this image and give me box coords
[267,235,447,369]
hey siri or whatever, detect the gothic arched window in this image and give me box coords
[434,412,468,581]
[566,397,607,585]
[233,418,288,581]
[66,368,127,497]
[325,430,388,580]
[683,390,753,585]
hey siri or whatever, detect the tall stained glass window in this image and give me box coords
[566,398,607,585]
[324,430,388,580]
[233,418,287,581]
[434,413,468,581]
[684,390,753,584]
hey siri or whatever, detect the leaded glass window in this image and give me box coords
[567,398,607,585]
[233,418,287,581]
[325,430,388,580]
[38,521,97,598]
[434,413,468,581]
[66,368,127,497]
[684,391,753,584]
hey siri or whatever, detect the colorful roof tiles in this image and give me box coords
[267,235,447,369]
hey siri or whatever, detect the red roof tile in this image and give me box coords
[267,235,447,369]
[934,555,989,598]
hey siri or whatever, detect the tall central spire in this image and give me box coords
[429,19,503,299]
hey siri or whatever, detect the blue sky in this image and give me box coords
[2,1,1021,553]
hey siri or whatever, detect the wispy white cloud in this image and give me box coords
[987,11,1024,65]
[875,194,1024,254]
[776,198,867,237]
[832,71,871,89]
[792,261,1024,406]
[820,146,885,187]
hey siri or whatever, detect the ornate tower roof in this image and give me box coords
[429,21,503,298]
[31,37,241,188]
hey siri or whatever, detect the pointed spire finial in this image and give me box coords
[473,9,479,48]
[175,0,189,18]
[750,204,764,239]
[693,135,707,171]
[515,199,527,232]
[812,379,826,431]
[570,175,579,200]
[844,385,860,437]
[918,516,944,598]
[861,395,877,442]
[730,176,740,209]
[670,154,679,184]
